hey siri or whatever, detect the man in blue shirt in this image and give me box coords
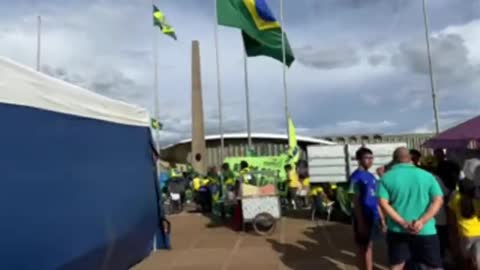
[349,147,386,270]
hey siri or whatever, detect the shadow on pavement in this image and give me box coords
[205,213,264,237]
[268,222,388,270]
[282,206,352,224]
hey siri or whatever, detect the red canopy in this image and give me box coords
[423,115,480,149]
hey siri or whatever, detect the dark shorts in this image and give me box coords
[436,225,449,257]
[386,232,442,268]
[352,217,382,247]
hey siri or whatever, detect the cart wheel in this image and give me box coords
[252,212,276,236]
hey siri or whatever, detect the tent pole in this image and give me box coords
[36,15,41,72]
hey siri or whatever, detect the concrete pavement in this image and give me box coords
[133,213,388,270]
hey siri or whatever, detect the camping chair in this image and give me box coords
[335,186,352,217]
[311,195,334,223]
[297,187,310,209]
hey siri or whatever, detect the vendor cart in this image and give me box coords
[241,194,281,235]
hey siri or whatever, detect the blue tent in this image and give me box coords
[0,57,159,269]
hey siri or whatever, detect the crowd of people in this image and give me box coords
[349,146,480,270]
[162,145,479,269]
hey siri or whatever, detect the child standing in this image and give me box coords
[448,178,480,269]
[349,147,386,270]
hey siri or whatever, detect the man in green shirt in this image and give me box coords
[377,147,444,270]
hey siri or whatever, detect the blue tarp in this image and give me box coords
[0,104,158,270]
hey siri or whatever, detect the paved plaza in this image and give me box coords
[133,213,388,270]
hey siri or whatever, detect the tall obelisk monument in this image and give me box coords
[191,40,207,174]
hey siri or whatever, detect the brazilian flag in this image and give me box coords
[153,5,177,40]
[217,0,294,66]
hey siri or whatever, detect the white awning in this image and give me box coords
[0,57,150,127]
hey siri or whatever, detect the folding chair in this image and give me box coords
[311,196,335,223]
[335,187,352,217]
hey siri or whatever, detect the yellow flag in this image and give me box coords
[287,116,299,163]
[288,116,297,149]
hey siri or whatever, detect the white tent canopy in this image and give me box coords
[0,57,150,127]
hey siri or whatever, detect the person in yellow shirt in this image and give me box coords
[310,184,333,219]
[192,174,203,211]
[448,179,480,269]
[285,164,300,209]
[192,175,202,191]
[239,161,253,185]
[310,185,329,205]
[302,177,311,189]
[298,177,311,208]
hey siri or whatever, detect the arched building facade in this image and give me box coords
[161,132,434,167]
[161,133,335,167]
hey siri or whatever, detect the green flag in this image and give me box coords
[217,0,295,66]
[151,118,162,130]
[153,5,177,40]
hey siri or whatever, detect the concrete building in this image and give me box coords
[319,133,434,150]
[161,132,435,167]
[161,133,334,167]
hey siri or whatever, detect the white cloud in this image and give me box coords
[1,0,480,145]
[443,19,480,64]
[296,45,361,69]
[440,109,480,118]
[411,115,474,134]
[303,120,397,136]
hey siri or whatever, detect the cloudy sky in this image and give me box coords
[1,0,480,145]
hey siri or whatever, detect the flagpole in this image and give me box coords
[152,0,161,253]
[36,15,41,71]
[243,51,253,149]
[214,0,225,162]
[422,0,440,134]
[279,0,289,140]
[279,0,289,246]
[152,21,161,157]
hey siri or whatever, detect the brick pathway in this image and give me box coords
[133,213,387,270]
